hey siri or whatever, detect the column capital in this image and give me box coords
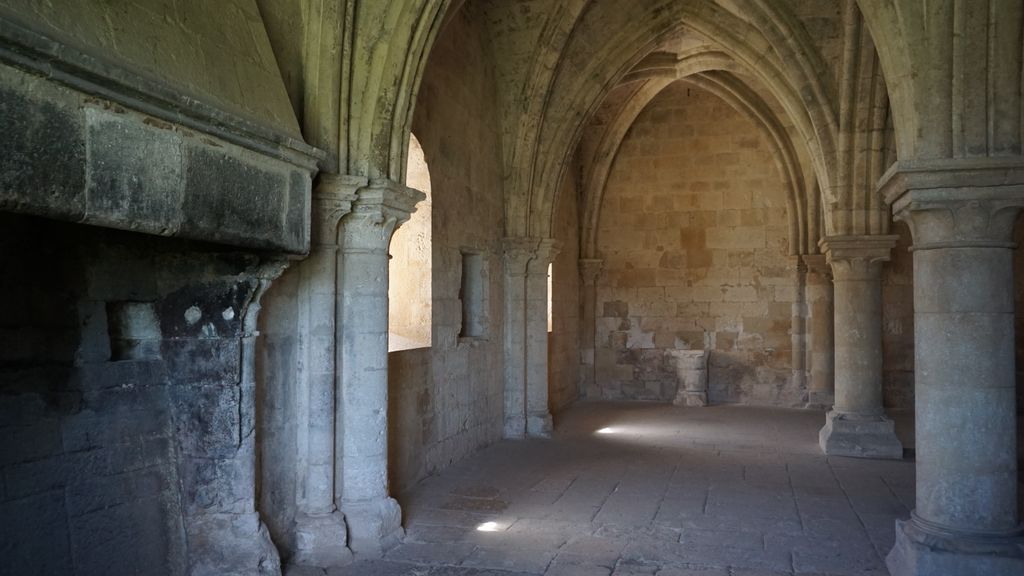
[881,159,1024,249]
[819,235,899,281]
[528,238,561,274]
[503,237,538,276]
[801,253,831,279]
[312,174,364,246]
[579,259,604,286]
[340,178,426,254]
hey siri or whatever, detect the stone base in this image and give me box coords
[340,497,404,558]
[290,511,352,567]
[819,410,903,459]
[673,390,707,407]
[887,517,1024,576]
[186,512,281,576]
[527,411,553,437]
[504,415,526,439]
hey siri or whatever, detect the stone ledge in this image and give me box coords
[819,410,903,460]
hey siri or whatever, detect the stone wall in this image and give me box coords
[549,174,581,412]
[387,3,507,496]
[881,222,915,411]
[594,83,800,406]
[0,213,279,576]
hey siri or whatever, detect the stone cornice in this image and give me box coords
[879,158,1024,207]
[503,237,539,277]
[340,178,426,253]
[311,174,365,247]
[528,239,562,274]
[0,15,324,170]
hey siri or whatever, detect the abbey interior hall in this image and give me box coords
[1,1,1023,575]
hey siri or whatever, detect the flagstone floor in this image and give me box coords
[301,401,915,576]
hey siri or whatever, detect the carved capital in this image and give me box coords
[528,238,561,275]
[801,254,831,280]
[503,237,538,277]
[312,174,364,246]
[579,259,604,286]
[819,235,898,281]
[881,160,1024,250]
[340,178,426,254]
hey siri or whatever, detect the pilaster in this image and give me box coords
[802,254,834,410]
[525,239,561,437]
[578,259,603,398]
[290,174,362,568]
[502,238,537,439]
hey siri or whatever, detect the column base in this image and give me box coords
[804,390,834,410]
[290,511,352,567]
[186,512,281,576]
[819,410,903,459]
[339,497,404,558]
[887,517,1024,576]
[504,415,526,439]
[526,411,553,437]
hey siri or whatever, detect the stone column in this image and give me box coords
[803,254,835,409]
[290,175,362,567]
[335,178,424,557]
[502,238,536,439]
[525,239,561,437]
[818,235,903,459]
[578,259,603,398]
[883,168,1024,575]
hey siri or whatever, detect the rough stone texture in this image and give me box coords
[0,63,312,253]
[595,84,800,406]
[881,224,915,411]
[0,0,300,137]
[0,212,280,576]
[550,176,582,413]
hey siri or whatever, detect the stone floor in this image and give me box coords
[311,401,916,576]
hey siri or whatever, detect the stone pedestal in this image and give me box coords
[502,238,534,439]
[818,235,903,459]
[668,349,709,407]
[290,175,360,567]
[882,163,1024,575]
[335,179,424,557]
[802,254,834,409]
[578,259,603,398]
[525,239,560,437]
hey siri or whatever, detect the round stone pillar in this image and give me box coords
[818,235,903,459]
[884,170,1024,575]
[335,178,424,557]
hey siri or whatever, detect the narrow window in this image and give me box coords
[460,251,486,338]
[547,263,553,333]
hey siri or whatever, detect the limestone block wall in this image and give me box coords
[550,175,582,412]
[388,4,506,496]
[881,222,915,411]
[595,84,799,405]
[0,213,279,576]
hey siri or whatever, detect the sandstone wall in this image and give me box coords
[595,83,800,406]
[388,3,507,496]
